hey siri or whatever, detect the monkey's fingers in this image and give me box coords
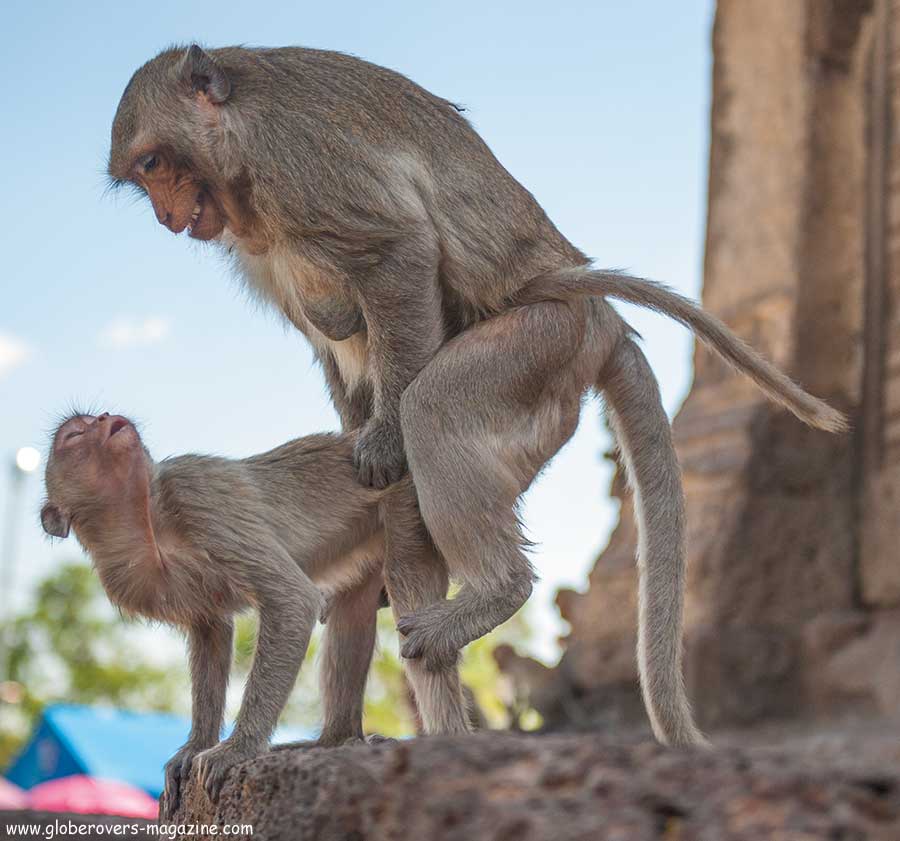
[351,422,407,489]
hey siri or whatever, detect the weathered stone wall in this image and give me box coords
[172,731,900,840]
[521,0,900,733]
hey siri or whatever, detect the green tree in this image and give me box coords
[0,561,184,766]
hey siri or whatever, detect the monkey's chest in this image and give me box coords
[235,243,371,391]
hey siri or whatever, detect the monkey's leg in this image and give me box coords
[161,618,233,820]
[194,559,320,802]
[353,229,444,488]
[318,348,372,433]
[269,572,385,752]
[318,572,385,745]
[382,481,471,735]
[396,302,587,669]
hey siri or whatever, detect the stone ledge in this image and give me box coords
[172,732,900,840]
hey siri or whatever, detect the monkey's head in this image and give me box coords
[41,413,152,541]
[108,45,239,242]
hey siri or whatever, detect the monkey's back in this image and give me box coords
[215,46,588,319]
[156,433,384,571]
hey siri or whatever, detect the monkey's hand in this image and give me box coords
[194,736,265,804]
[353,417,407,488]
[160,741,209,822]
[397,603,462,672]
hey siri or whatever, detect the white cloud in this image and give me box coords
[0,332,29,379]
[99,317,171,348]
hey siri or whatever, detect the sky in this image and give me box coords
[0,0,714,662]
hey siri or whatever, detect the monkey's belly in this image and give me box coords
[231,240,371,388]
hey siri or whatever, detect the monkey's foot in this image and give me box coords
[160,741,210,822]
[353,418,407,488]
[194,737,265,803]
[397,602,463,671]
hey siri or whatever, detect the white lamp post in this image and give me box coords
[1,447,41,680]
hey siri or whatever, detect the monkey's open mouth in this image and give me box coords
[109,418,129,438]
[186,192,205,236]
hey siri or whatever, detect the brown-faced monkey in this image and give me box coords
[40,412,470,816]
[108,46,846,751]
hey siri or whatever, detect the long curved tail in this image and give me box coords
[516,266,848,433]
[602,337,707,747]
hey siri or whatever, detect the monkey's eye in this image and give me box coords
[63,430,85,443]
[141,154,159,174]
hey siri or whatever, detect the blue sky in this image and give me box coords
[0,0,714,660]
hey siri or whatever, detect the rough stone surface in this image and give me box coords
[172,730,900,840]
[523,0,900,733]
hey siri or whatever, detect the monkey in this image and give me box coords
[39,412,470,817]
[393,269,849,747]
[107,45,846,749]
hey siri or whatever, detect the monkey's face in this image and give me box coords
[108,46,237,243]
[41,414,152,539]
[130,152,226,241]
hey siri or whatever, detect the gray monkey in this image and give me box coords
[106,45,845,753]
[40,412,469,816]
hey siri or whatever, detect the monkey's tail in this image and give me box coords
[517,266,848,433]
[601,337,708,748]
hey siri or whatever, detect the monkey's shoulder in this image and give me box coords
[153,455,258,522]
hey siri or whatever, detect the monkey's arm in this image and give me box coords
[193,560,320,802]
[352,230,444,487]
[161,618,233,819]
[319,349,371,432]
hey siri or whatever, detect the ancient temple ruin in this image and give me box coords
[532,0,900,732]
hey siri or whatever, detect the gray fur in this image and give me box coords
[41,417,469,816]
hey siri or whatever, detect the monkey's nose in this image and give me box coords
[98,413,110,421]
[151,202,171,227]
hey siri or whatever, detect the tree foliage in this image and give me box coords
[0,561,183,766]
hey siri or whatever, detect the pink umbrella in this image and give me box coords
[27,776,158,819]
[0,778,27,810]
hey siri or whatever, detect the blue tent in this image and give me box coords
[4,704,314,798]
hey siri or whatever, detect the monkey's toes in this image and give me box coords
[399,626,460,671]
[195,739,262,804]
[161,744,204,822]
[395,613,418,637]
[399,632,426,661]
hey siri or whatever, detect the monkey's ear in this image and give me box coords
[40,503,71,539]
[180,45,231,104]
